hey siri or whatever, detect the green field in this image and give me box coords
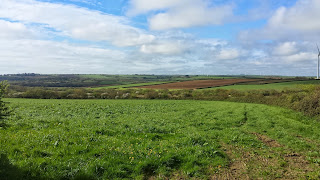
[91,81,174,90]
[89,76,241,90]
[90,79,318,91]
[0,74,244,89]
[215,80,320,91]
[1,99,320,179]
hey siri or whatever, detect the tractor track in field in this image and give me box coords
[252,132,282,148]
[212,144,251,180]
[238,105,248,127]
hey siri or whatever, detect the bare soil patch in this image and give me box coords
[251,133,314,178]
[252,132,282,147]
[135,79,261,89]
[212,144,250,180]
[283,153,314,178]
[213,136,316,179]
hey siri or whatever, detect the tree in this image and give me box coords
[0,81,11,125]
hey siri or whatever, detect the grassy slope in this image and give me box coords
[1,99,320,179]
[215,80,320,91]
[91,81,175,90]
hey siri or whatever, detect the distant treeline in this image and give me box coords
[5,85,320,119]
[0,74,88,87]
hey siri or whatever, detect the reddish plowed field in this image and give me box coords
[135,79,261,89]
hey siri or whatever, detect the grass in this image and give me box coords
[1,99,320,179]
[215,80,320,91]
[79,74,110,79]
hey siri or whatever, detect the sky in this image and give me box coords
[0,0,319,76]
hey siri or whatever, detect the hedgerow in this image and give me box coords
[0,81,11,126]
[5,84,320,119]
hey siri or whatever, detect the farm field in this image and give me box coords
[91,76,247,89]
[91,81,175,90]
[134,79,262,89]
[1,99,320,179]
[215,80,320,91]
[0,74,241,88]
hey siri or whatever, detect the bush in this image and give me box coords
[144,89,158,99]
[0,81,11,125]
[294,88,320,117]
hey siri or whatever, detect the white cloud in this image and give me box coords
[251,50,267,58]
[128,0,234,30]
[0,0,155,46]
[273,42,298,56]
[0,0,318,76]
[149,4,233,30]
[268,0,320,32]
[0,39,127,74]
[139,31,197,55]
[127,0,183,15]
[216,48,241,60]
[0,20,35,39]
[239,0,320,41]
[140,41,187,55]
[281,52,314,63]
[196,39,227,47]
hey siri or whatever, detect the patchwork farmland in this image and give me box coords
[1,75,320,179]
[134,79,262,89]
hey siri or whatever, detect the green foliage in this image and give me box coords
[1,99,320,179]
[0,81,11,125]
[293,87,320,117]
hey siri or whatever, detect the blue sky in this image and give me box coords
[0,0,319,76]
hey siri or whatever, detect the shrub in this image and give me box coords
[144,89,158,99]
[294,88,320,117]
[0,81,11,125]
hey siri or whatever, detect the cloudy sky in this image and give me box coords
[0,0,319,76]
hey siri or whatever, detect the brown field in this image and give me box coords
[135,79,262,89]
